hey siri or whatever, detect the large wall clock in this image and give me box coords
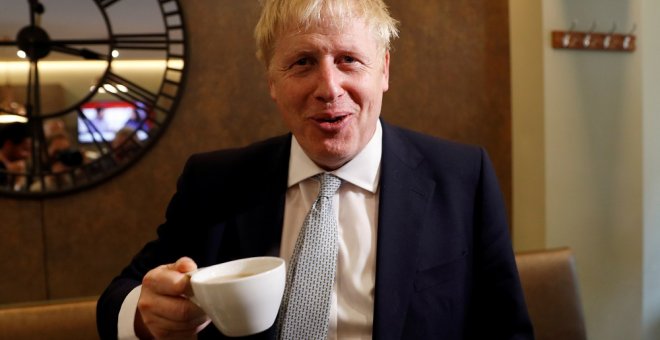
[0,0,187,197]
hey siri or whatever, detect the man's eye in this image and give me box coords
[293,58,309,66]
[340,56,356,63]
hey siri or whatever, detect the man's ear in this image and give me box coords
[382,50,390,92]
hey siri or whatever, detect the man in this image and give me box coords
[97,0,533,339]
[0,122,31,190]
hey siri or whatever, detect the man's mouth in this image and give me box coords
[316,116,346,123]
[311,114,351,130]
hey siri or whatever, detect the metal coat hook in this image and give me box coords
[582,21,597,47]
[603,22,617,48]
[562,20,577,47]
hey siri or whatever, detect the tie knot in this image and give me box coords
[316,173,341,198]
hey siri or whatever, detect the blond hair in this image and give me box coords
[254,0,399,67]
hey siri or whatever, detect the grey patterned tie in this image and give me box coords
[279,173,342,339]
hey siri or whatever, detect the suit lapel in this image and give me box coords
[233,135,291,258]
[373,122,435,339]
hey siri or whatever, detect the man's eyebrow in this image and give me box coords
[278,50,315,63]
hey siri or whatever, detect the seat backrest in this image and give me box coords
[0,296,98,340]
[515,247,587,340]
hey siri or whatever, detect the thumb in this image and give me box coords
[174,256,198,274]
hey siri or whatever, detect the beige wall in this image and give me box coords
[642,0,660,337]
[511,0,660,339]
[509,0,545,251]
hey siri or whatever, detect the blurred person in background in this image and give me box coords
[0,122,31,190]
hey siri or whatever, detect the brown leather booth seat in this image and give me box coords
[0,296,98,340]
[516,247,587,340]
[0,249,585,340]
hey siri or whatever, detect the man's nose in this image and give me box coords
[314,61,344,103]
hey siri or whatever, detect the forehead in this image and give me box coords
[273,19,378,55]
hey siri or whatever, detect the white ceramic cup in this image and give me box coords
[187,256,286,337]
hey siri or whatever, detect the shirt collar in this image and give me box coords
[287,120,382,193]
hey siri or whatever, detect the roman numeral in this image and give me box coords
[104,72,159,109]
[112,33,176,50]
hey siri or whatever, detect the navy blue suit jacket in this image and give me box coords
[97,121,533,339]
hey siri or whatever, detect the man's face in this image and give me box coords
[267,18,390,170]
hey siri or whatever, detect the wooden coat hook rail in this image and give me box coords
[552,22,636,52]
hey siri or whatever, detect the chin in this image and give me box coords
[312,146,356,170]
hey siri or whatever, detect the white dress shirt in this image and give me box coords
[283,122,381,339]
[117,122,382,339]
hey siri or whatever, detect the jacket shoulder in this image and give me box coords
[174,134,291,203]
[186,134,291,172]
[383,122,485,174]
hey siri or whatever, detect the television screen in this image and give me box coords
[77,101,149,143]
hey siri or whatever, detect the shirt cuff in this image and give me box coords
[118,285,142,340]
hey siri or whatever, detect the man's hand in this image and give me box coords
[135,257,211,339]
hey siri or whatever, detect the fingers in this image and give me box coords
[143,257,195,296]
[140,291,204,322]
[138,257,209,339]
[174,256,198,273]
[138,294,209,339]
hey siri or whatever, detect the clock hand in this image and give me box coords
[29,90,50,186]
[0,40,20,46]
[43,38,113,45]
[27,0,45,27]
[28,0,36,27]
[0,35,183,48]
[24,47,52,178]
[0,39,112,49]
[50,44,108,60]
[49,34,182,50]
[25,57,42,118]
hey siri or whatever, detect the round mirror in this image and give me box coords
[0,0,187,197]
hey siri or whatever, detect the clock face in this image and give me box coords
[0,0,186,197]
